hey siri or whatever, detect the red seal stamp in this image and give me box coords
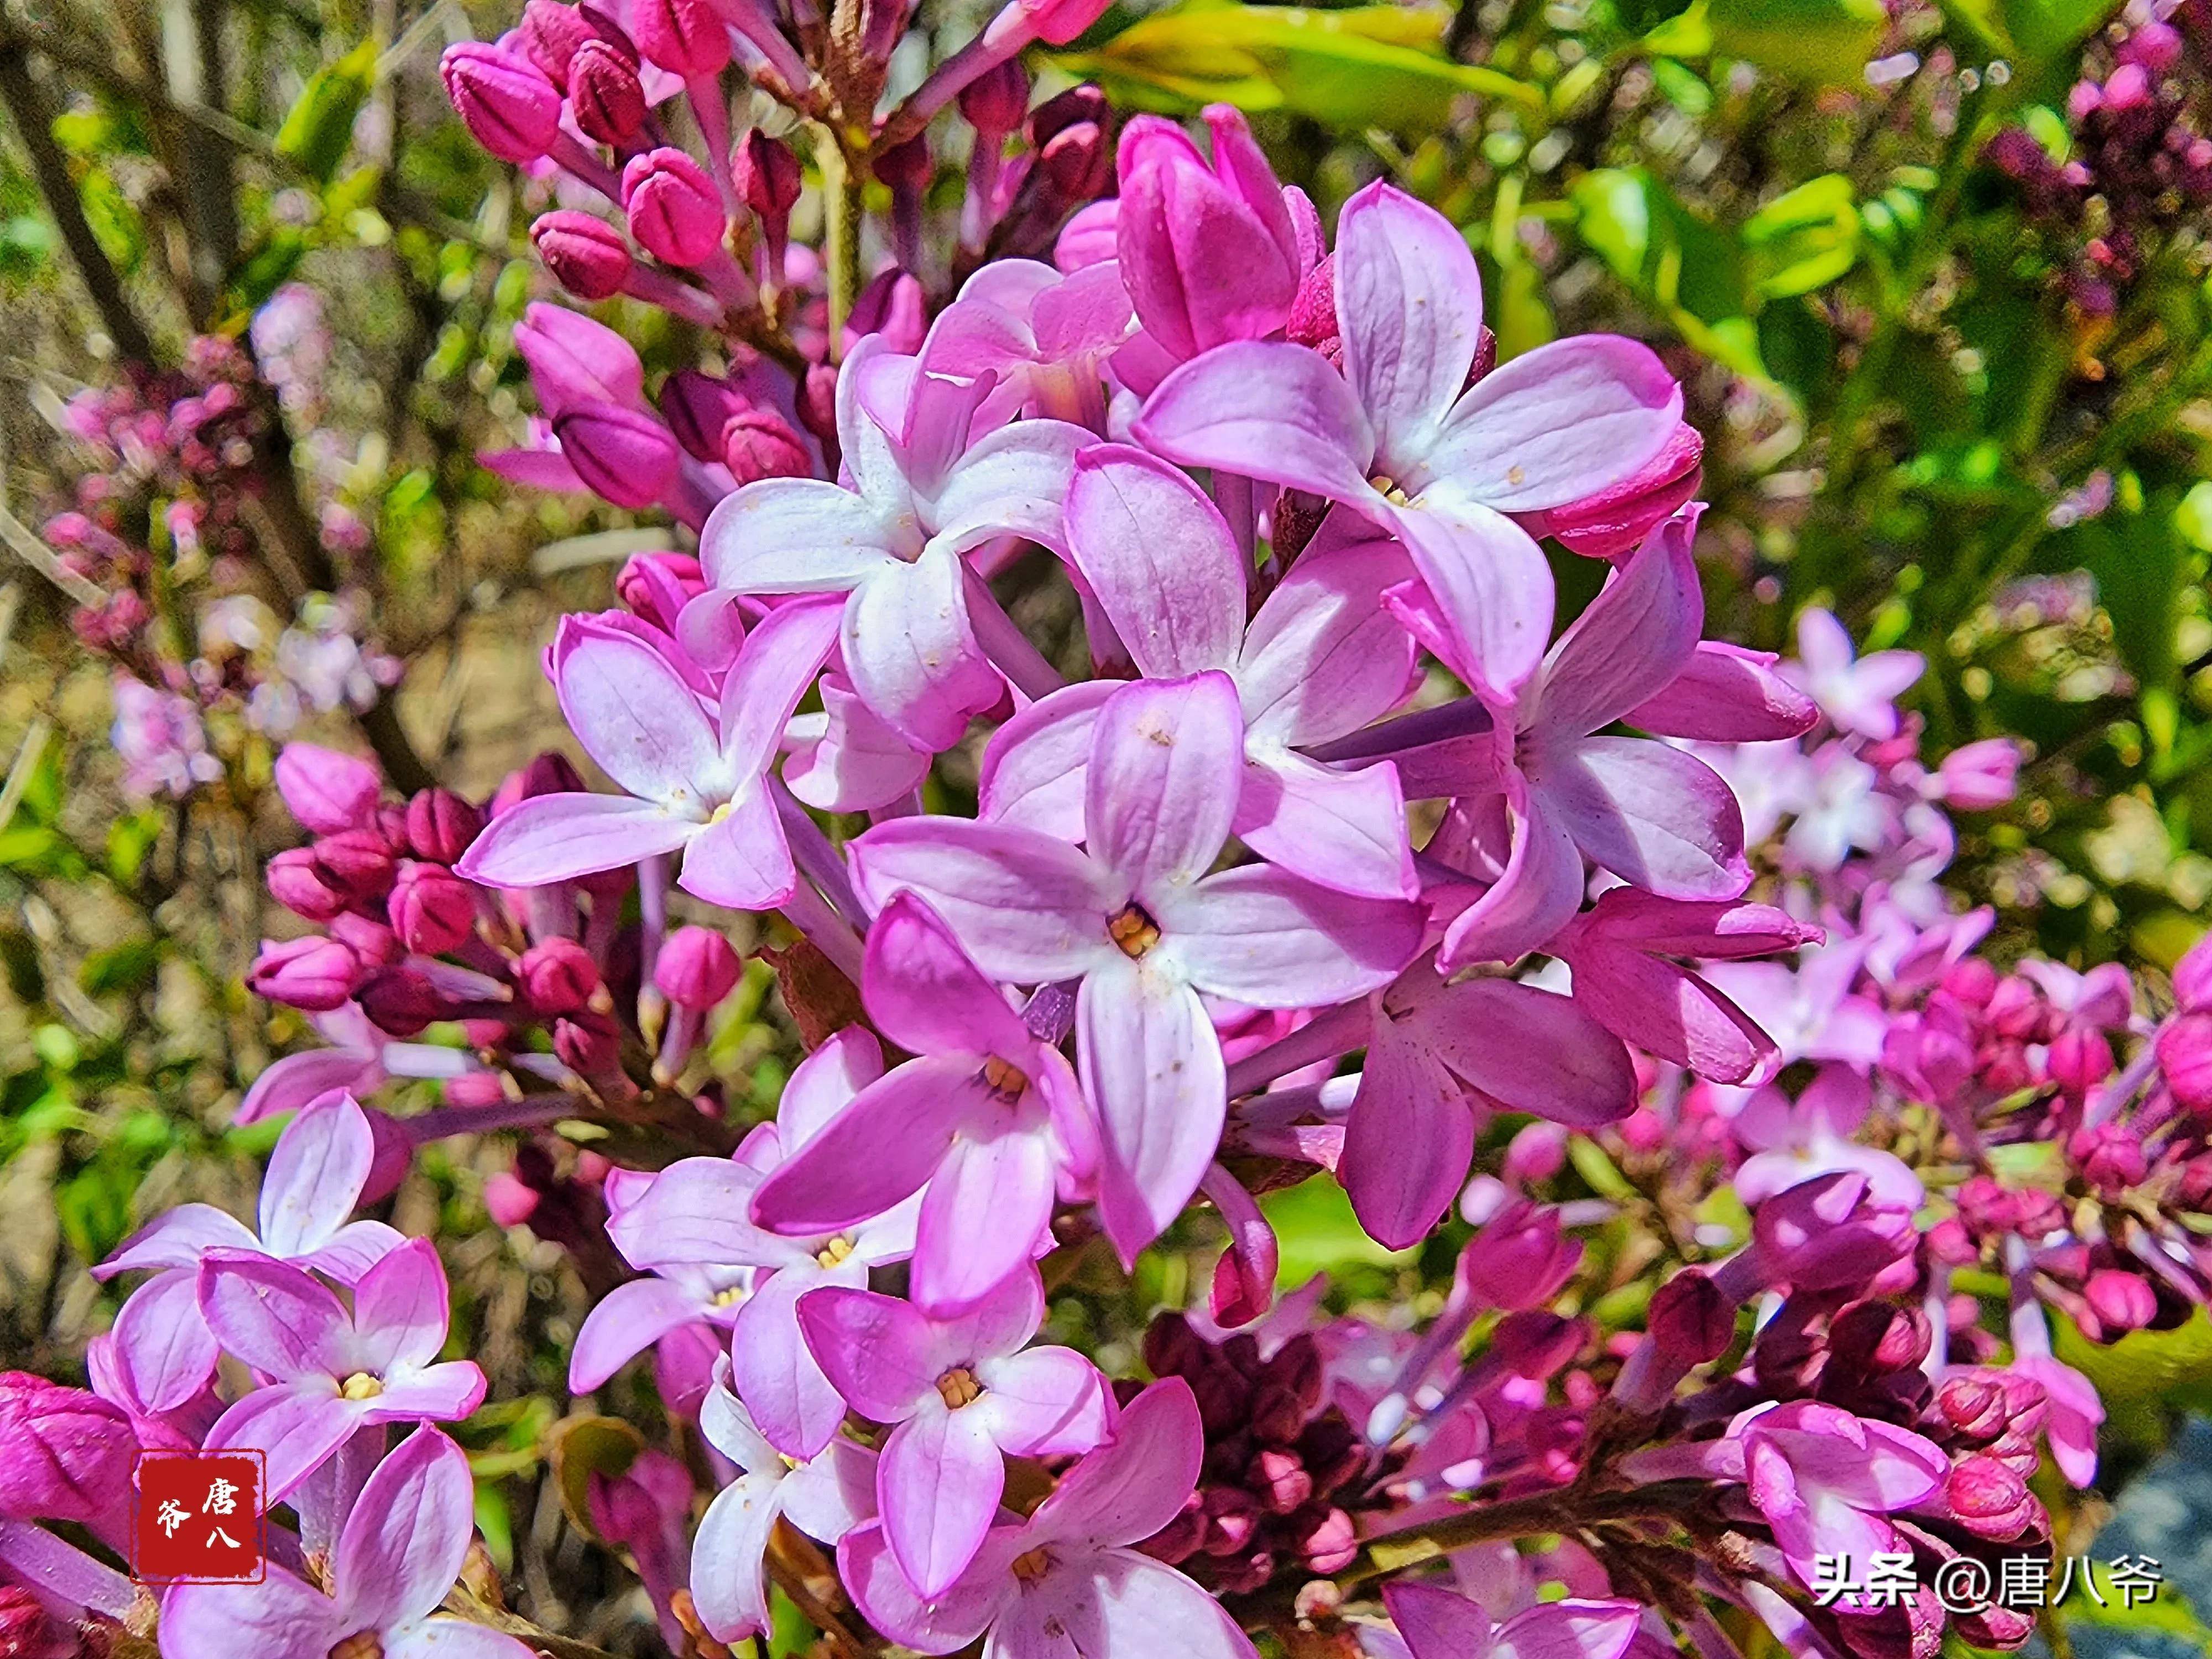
[131,1451,266,1584]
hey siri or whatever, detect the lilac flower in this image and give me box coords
[1381,509,1750,969]
[1729,1063,1923,1209]
[111,678,222,801]
[691,1359,878,1643]
[984,444,1420,900]
[1375,1583,1642,1659]
[196,1239,487,1502]
[1733,1402,1948,1595]
[603,1029,921,1457]
[1135,181,1680,700]
[922,259,1136,427]
[841,1378,1258,1658]
[800,1266,1113,1595]
[698,335,1090,748]
[851,672,1423,1260]
[236,1008,391,1124]
[1343,953,1636,1248]
[457,600,837,906]
[1783,608,1924,740]
[161,1427,533,1658]
[751,893,1098,1314]
[92,1094,403,1417]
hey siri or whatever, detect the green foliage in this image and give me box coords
[1057,1,1539,130]
[274,40,379,185]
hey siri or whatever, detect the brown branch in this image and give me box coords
[0,48,159,364]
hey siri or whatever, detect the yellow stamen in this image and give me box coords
[711,1284,748,1308]
[1011,1547,1053,1583]
[1107,904,1161,960]
[816,1235,855,1268]
[936,1368,983,1409]
[982,1055,1029,1100]
[339,1373,384,1401]
[329,1632,383,1659]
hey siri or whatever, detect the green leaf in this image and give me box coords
[1743,174,1861,299]
[472,1485,514,1576]
[1706,0,1888,83]
[1569,167,1769,378]
[1261,1175,1416,1287]
[79,938,163,999]
[275,39,378,185]
[1999,0,2122,71]
[228,229,308,311]
[546,1415,642,1543]
[106,810,162,884]
[2053,1310,2212,1405]
[1055,1,1540,132]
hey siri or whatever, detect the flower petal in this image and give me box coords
[1135,341,1380,502]
[734,1259,867,1459]
[1078,962,1225,1265]
[1337,182,1484,469]
[977,681,1115,839]
[1034,1378,1204,1548]
[753,1058,984,1237]
[1234,754,1417,901]
[552,623,727,805]
[111,1269,220,1412]
[160,1568,348,1657]
[688,1470,784,1641]
[698,478,900,593]
[457,794,697,890]
[880,1407,1005,1598]
[335,1427,476,1635]
[349,1238,450,1375]
[864,891,1035,1060]
[926,420,1088,555]
[1237,538,1417,749]
[796,1285,940,1424]
[569,1277,712,1393]
[910,1130,1058,1319]
[1088,672,1244,895]
[1436,790,1585,971]
[843,549,1001,752]
[1165,864,1422,1005]
[1390,493,1555,703]
[838,1521,1013,1654]
[849,818,1115,984]
[1536,738,1750,899]
[197,1253,351,1380]
[676,786,794,911]
[1065,446,1244,679]
[1528,507,1704,744]
[971,1346,1112,1457]
[203,1382,357,1504]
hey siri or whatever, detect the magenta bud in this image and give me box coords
[1829,1300,1931,1375]
[533,211,635,301]
[0,1373,137,1525]
[623,147,727,267]
[275,742,382,834]
[356,965,447,1037]
[2158,1010,2212,1113]
[552,401,681,509]
[576,0,641,59]
[1249,1447,1311,1515]
[873,134,933,194]
[1945,1453,2038,1538]
[267,846,352,921]
[445,1072,509,1110]
[654,925,742,1010]
[721,408,811,484]
[659,370,749,462]
[799,362,841,448]
[615,550,707,629]
[2084,1267,2157,1333]
[1286,253,1337,351]
[2068,1122,2145,1194]
[312,828,398,905]
[959,59,1030,136]
[2174,932,2212,1012]
[441,42,564,164]
[732,130,803,219]
[1041,121,1110,199]
[496,753,588,819]
[329,911,403,968]
[521,0,594,80]
[555,1011,622,1074]
[1295,1506,1358,1573]
[483,1169,541,1228]
[390,862,480,956]
[1458,1204,1582,1312]
[569,39,646,146]
[1936,738,2021,810]
[521,937,604,1013]
[1648,1270,1734,1365]
[247,936,362,1012]
[406,788,486,865]
[633,0,731,76]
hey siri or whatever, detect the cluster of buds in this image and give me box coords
[244,735,751,1160]
[440,0,1119,420]
[1988,0,2212,314]
[43,325,396,802]
[1134,1316,1370,1594]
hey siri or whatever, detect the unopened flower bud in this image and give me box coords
[2157,1010,2212,1112]
[1458,1204,1582,1312]
[1249,1448,1311,1514]
[2068,1122,2146,1195]
[1199,1486,1261,1556]
[1945,1453,2038,1539]
[873,134,933,195]
[521,937,604,1014]
[659,370,748,462]
[568,39,647,145]
[390,862,479,956]
[1286,254,1337,352]
[655,925,742,1011]
[1294,1505,1357,1573]
[622,148,727,268]
[632,0,731,76]
[552,401,680,509]
[313,828,399,904]
[959,59,1030,137]
[1829,1300,1931,1375]
[356,966,451,1036]
[533,211,635,301]
[441,43,564,164]
[406,789,486,865]
[1041,119,1110,199]
[0,1373,137,1524]
[1263,1335,1323,1415]
[2084,1267,2157,1333]
[330,911,403,968]
[2173,932,2212,1012]
[1142,1313,1211,1381]
[721,408,811,484]
[799,362,841,456]
[275,742,382,834]
[268,846,352,921]
[576,0,641,59]
[1754,1171,1915,1292]
[521,0,594,80]
[248,936,362,1011]
[483,1169,541,1228]
[555,1011,623,1074]
[1648,1270,1734,1364]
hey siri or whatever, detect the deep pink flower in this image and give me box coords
[752,893,1097,1314]
[1380,1583,1641,1659]
[851,673,1423,1261]
[195,1239,487,1502]
[800,1266,1112,1595]
[162,1428,533,1659]
[1136,181,1680,700]
[841,1379,1257,1658]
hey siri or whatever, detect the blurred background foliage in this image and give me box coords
[3,0,2212,1643]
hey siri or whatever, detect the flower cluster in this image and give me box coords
[1989,0,2212,315]
[43,325,395,802]
[4,5,2190,1656]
